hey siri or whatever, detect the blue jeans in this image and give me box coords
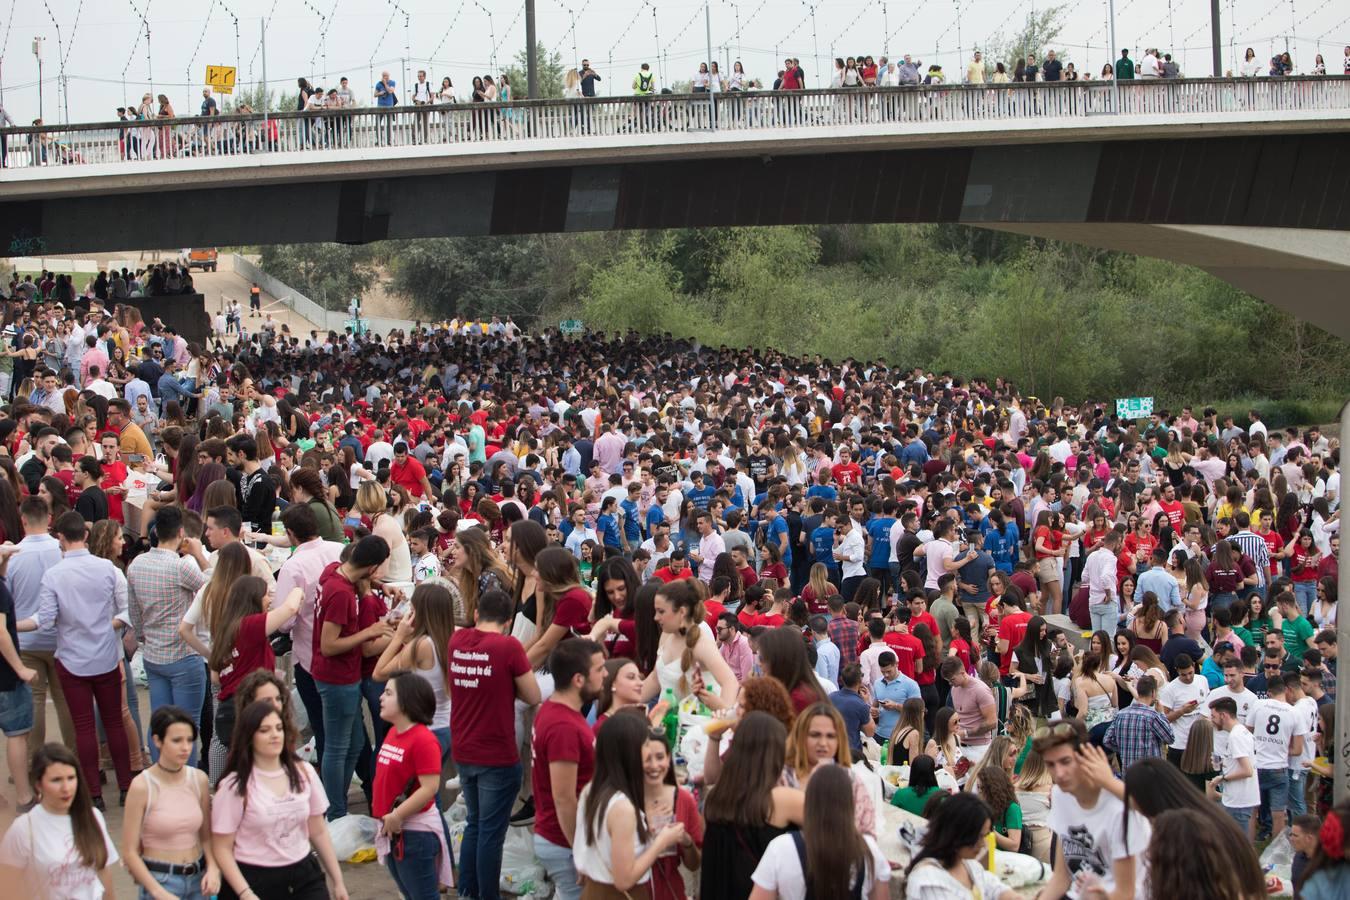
[1089,602,1119,636]
[1293,581,1317,618]
[1224,804,1255,833]
[294,663,325,764]
[386,829,442,900]
[1287,768,1308,816]
[144,655,208,765]
[533,834,582,900]
[458,762,523,900]
[360,676,389,785]
[138,867,206,900]
[1211,592,1238,615]
[315,679,364,819]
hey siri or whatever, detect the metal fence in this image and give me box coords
[2,76,1347,172]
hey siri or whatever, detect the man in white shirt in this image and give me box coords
[1246,673,1307,840]
[1209,697,1260,837]
[1284,678,1320,820]
[922,517,973,590]
[689,511,724,583]
[1157,653,1209,765]
[1084,530,1121,633]
[1038,720,1150,900]
[84,366,118,401]
[1207,657,1257,758]
[833,514,866,602]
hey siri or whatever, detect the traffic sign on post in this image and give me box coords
[206,65,238,94]
[559,319,584,335]
[1115,397,1154,420]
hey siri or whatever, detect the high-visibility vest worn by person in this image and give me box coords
[633,70,655,95]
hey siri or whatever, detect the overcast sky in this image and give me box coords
[1,0,1345,123]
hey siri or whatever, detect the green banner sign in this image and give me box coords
[1115,397,1154,419]
[559,319,584,334]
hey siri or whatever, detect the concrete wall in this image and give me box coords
[229,254,418,336]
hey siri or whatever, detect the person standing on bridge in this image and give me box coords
[1116,48,1135,80]
[633,64,656,96]
[579,60,602,97]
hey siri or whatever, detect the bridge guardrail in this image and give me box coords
[2,77,1347,173]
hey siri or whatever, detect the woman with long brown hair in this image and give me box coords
[640,578,738,710]
[446,526,512,627]
[1130,591,1167,653]
[757,625,827,713]
[211,701,349,900]
[373,582,456,761]
[785,702,876,837]
[700,712,803,900]
[179,541,257,782]
[0,743,120,896]
[523,546,594,670]
[748,762,888,900]
[206,576,303,748]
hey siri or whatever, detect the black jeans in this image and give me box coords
[221,855,327,900]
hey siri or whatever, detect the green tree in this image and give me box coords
[503,42,567,100]
[984,5,1068,73]
[224,83,279,113]
[259,243,376,311]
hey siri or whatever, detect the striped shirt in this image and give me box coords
[127,547,207,664]
[1228,530,1272,588]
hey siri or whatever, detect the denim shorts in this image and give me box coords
[0,683,34,736]
[1259,767,1290,813]
[138,867,206,900]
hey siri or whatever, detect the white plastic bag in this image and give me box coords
[1261,829,1294,868]
[326,814,379,860]
[500,824,547,896]
[289,687,310,732]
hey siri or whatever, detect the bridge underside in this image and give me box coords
[4,132,1348,337]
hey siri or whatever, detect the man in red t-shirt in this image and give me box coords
[832,448,863,487]
[98,434,129,523]
[531,638,605,900]
[996,595,1032,676]
[883,614,926,681]
[312,535,395,819]
[449,589,541,897]
[653,550,696,584]
[1156,483,1185,533]
[389,442,434,501]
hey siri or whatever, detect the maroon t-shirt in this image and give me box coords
[311,562,362,684]
[552,587,593,638]
[219,613,274,700]
[449,629,531,767]
[531,699,595,848]
[357,591,389,679]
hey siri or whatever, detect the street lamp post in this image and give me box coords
[32,38,44,121]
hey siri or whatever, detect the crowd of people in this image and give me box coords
[0,282,1344,900]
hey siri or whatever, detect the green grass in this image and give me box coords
[1188,395,1346,430]
[12,270,98,285]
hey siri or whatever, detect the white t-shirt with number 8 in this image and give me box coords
[1246,697,1308,770]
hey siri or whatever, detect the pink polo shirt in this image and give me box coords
[277,538,345,677]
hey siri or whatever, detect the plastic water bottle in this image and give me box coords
[661,689,679,750]
[271,506,283,537]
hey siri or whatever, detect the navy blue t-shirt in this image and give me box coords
[829,689,872,754]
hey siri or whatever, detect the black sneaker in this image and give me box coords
[509,798,534,826]
[92,796,107,812]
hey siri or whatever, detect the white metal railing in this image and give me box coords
[2,77,1346,173]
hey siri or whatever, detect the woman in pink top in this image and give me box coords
[211,701,349,900]
[123,706,220,900]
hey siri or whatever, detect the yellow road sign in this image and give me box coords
[206,65,237,94]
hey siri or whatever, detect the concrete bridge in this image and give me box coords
[3,77,1349,337]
